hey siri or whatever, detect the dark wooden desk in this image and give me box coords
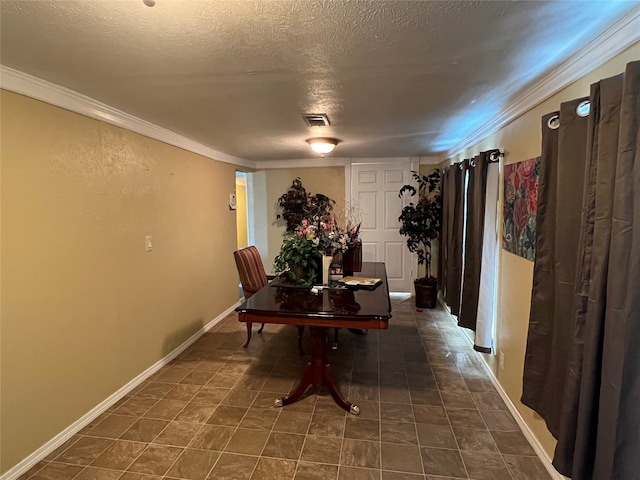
[235,262,391,415]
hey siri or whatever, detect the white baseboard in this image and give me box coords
[0,301,241,480]
[470,350,567,480]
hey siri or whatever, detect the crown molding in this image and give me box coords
[418,156,441,165]
[443,5,640,161]
[0,66,256,169]
[255,157,349,169]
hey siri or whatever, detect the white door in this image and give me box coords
[350,161,413,292]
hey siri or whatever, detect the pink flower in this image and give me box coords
[520,158,535,179]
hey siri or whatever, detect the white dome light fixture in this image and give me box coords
[306,137,339,154]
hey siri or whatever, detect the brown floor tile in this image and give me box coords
[273,411,312,434]
[480,409,520,431]
[352,400,380,419]
[153,421,201,447]
[413,404,448,425]
[453,427,499,453]
[74,466,123,479]
[189,425,235,450]
[382,472,425,480]
[119,472,163,480]
[192,387,230,404]
[225,428,270,455]
[175,403,217,424]
[114,397,159,416]
[166,448,219,480]
[88,414,138,438]
[308,414,345,438]
[472,391,507,410]
[344,417,380,442]
[180,370,215,385]
[91,440,147,470]
[164,384,202,402]
[379,420,418,445]
[300,436,342,464]
[251,457,297,480]
[381,443,423,473]
[446,408,487,430]
[28,462,84,480]
[409,388,443,406]
[440,390,476,409]
[380,402,414,423]
[295,462,339,480]
[53,436,113,465]
[207,453,258,480]
[337,466,380,480]
[154,366,192,383]
[340,439,381,469]
[490,430,536,456]
[127,444,182,476]
[222,388,259,407]
[504,454,553,479]
[135,382,174,399]
[18,300,557,480]
[420,447,467,478]
[416,424,457,449]
[262,432,305,460]
[121,418,168,442]
[460,451,512,480]
[239,407,279,430]
[206,405,248,426]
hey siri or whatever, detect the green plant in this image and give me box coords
[398,170,442,283]
[273,233,321,285]
[276,178,336,232]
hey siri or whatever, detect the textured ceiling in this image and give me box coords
[0,1,637,161]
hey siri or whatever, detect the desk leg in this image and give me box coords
[275,327,360,415]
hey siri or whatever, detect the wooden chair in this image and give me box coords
[234,246,304,355]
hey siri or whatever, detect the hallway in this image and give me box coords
[20,298,552,480]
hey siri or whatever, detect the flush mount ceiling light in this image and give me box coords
[306,137,339,154]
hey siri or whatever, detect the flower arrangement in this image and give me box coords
[296,215,356,257]
[274,179,362,284]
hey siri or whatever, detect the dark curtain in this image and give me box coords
[522,98,589,438]
[459,151,489,330]
[523,60,640,479]
[438,167,449,292]
[442,161,466,315]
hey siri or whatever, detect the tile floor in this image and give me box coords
[20,297,552,480]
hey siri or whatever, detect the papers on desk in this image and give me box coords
[338,276,382,289]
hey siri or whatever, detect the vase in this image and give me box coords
[322,255,333,285]
[342,244,363,276]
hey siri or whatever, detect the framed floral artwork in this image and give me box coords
[502,157,540,261]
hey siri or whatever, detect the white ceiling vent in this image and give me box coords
[302,113,331,127]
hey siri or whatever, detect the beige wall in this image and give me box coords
[0,91,239,472]
[236,178,248,249]
[447,41,640,457]
[264,167,345,273]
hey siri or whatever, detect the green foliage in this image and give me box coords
[273,233,321,286]
[398,170,442,280]
[276,177,336,232]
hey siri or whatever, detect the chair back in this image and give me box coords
[234,246,268,299]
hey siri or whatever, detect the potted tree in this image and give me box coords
[398,170,442,308]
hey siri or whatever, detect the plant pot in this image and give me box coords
[414,279,437,309]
